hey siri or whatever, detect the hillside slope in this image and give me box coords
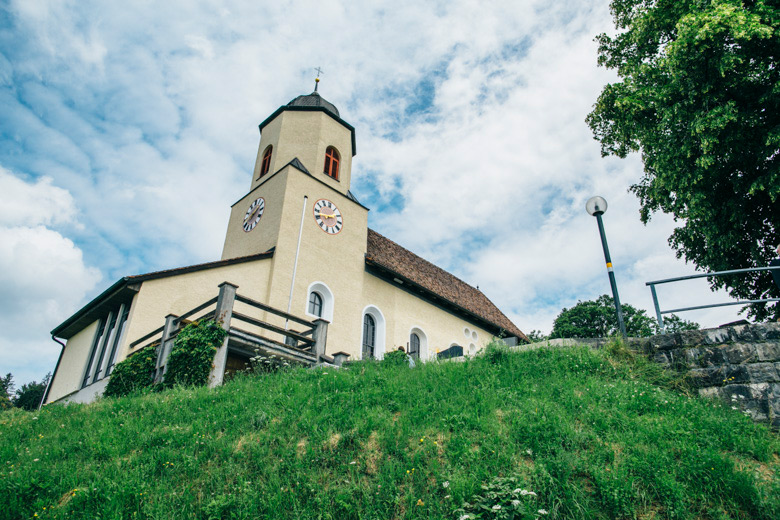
[1,344,778,519]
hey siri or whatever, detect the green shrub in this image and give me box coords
[454,476,546,520]
[163,320,226,388]
[382,349,408,367]
[103,347,157,398]
[481,339,511,365]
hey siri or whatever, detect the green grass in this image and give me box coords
[0,342,777,519]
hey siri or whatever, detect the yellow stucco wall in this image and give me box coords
[250,110,353,196]
[357,273,493,360]
[46,320,98,403]
[119,259,274,362]
[222,168,289,260]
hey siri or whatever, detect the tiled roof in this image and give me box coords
[365,229,528,342]
[287,91,340,118]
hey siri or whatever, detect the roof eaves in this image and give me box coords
[52,251,275,338]
[51,277,133,337]
[258,105,357,156]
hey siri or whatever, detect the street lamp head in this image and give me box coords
[586,196,608,216]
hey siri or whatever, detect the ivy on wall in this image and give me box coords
[104,320,226,398]
[103,347,157,398]
[163,320,226,388]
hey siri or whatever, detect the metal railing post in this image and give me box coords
[650,284,664,333]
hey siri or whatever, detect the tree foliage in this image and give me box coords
[13,373,50,411]
[551,295,699,338]
[0,373,13,410]
[587,0,780,320]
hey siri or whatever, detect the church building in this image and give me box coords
[44,86,528,405]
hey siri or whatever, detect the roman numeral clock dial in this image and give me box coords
[242,197,265,232]
[313,199,343,235]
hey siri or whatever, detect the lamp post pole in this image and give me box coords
[586,196,627,339]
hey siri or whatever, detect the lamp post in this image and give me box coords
[586,196,627,339]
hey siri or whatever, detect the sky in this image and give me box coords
[0,0,745,387]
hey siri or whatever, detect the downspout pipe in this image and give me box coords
[40,336,66,409]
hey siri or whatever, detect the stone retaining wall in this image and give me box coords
[634,322,780,429]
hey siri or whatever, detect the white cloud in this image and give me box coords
[0,169,101,386]
[0,170,79,228]
[0,0,756,386]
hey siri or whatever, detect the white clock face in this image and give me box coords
[242,197,265,232]
[313,198,343,234]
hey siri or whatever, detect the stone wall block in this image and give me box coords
[653,351,671,367]
[718,383,753,402]
[723,364,751,385]
[757,322,780,340]
[731,324,758,343]
[703,327,732,345]
[649,333,678,351]
[697,347,728,367]
[697,386,721,399]
[689,367,725,388]
[769,383,780,429]
[747,363,780,383]
[679,329,706,347]
[681,348,699,368]
[718,383,769,422]
[755,342,780,362]
[723,343,756,364]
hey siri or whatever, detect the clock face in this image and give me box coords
[313,198,343,234]
[242,197,265,232]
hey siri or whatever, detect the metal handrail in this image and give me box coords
[646,265,780,332]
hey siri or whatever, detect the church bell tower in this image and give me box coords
[221,84,358,260]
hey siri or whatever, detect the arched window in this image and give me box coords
[409,333,421,359]
[259,145,273,178]
[308,291,323,318]
[306,282,335,322]
[323,146,340,180]
[362,314,376,359]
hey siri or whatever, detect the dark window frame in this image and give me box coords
[323,146,340,180]
[362,314,376,359]
[308,291,323,318]
[409,332,420,359]
[259,145,273,179]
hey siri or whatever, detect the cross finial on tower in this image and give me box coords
[314,67,324,92]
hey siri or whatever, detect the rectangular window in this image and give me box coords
[81,303,130,388]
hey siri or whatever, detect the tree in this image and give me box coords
[0,373,14,410]
[525,330,549,342]
[662,314,701,333]
[587,0,780,320]
[550,295,699,338]
[13,373,51,411]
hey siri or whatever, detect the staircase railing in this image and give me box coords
[127,282,329,386]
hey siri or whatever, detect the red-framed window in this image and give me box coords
[259,145,273,178]
[323,146,340,180]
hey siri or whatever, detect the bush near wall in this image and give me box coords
[163,320,226,388]
[103,347,157,398]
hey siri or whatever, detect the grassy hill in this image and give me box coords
[1,342,778,520]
